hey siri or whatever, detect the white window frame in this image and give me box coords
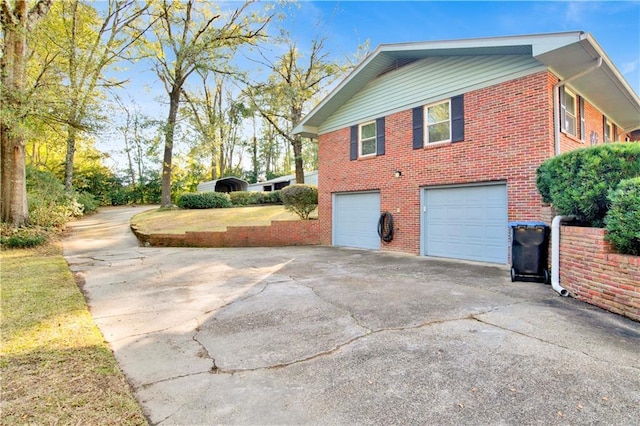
[359,121,377,157]
[604,118,613,143]
[564,89,577,137]
[425,100,451,144]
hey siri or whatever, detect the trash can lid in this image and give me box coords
[508,221,548,228]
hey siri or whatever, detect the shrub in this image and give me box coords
[604,177,640,255]
[536,143,640,227]
[28,197,80,228]
[26,168,87,228]
[280,184,318,220]
[109,188,130,206]
[76,191,98,214]
[229,191,259,206]
[0,226,48,248]
[177,192,232,209]
[261,190,282,204]
[229,191,282,206]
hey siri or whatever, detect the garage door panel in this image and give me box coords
[333,192,380,250]
[424,184,507,264]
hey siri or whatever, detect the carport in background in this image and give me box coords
[422,183,508,264]
[333,191,381,250]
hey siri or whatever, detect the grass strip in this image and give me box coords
[1,242,147,425]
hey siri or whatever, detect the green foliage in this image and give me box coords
[76,192,98,213]
[229,191,258,206]
[262,190,282,205]
[0,226,48,248]
[280,184,318,220]
[109,188,130,206]
[177,192,232,209]
[27,167,83,228]
[536,143,640,227]
[604,177,640,255]
[229,191,282,206]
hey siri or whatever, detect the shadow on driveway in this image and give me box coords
[63,207,640,425]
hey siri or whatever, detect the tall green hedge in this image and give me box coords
[536,143,640,227]
[604,177,640,255]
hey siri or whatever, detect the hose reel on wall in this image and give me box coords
[378,211,394,242]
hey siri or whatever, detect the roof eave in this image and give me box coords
[293,31,640,136]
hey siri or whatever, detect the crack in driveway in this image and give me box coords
[62,208,640,425]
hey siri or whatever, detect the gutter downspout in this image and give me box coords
[553,56,603,156]
[551,215,575,296]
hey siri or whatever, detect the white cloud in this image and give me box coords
[621,58,639,74]
[564,1,603,24]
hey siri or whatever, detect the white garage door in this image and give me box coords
[423,184,507,264]
[333,192,380,250]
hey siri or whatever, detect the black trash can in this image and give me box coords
[509,221,550,283]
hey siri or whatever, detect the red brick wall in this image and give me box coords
[556,76,631,150]
[137,220,320,248]
[560,226,640,321]
[318,71,554,255]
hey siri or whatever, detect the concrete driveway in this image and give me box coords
[63,206,640,425]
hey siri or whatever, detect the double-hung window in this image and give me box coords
[359,121,377,156]
[412,95,463,149]
[561,88,578,137]
[350,118,385,160]
[426,100,451,144]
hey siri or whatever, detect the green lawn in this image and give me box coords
[131,205,316,234]
[0,242,147,425]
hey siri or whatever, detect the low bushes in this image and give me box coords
[0,225,48,248]
[229,191,282,206]
[178,191,282,209]
[176,192,232,209]
[537,143,640,227]
[2,168,101,249]
[280,184,318,220]
[604,177,640,255]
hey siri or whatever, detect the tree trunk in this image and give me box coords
[161,89,180,207]
[292,134,304,184]
[291,106,304,183]
[252,135,258,182]
[64,126,77,192]
[1,125,15,223]
[0,0,35,226]
[9,139,29,225]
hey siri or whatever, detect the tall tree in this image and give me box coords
[145,0,270,207]
[0,0,53,226]
[41,0,150,192]
[246,36,346,183]
[183,74,250,181]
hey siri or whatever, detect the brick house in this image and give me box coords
[292,32,640,264]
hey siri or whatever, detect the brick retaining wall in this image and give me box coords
[560,226,640,321]
[133,220,320,248]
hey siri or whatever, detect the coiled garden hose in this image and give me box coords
[377,212,394,242]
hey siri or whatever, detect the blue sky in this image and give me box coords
[100,1,640,169]
[288,1,639,94]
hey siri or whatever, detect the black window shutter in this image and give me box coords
[350,125,358,160]
[412,107,423,149]
[603,116,608,142]
[376,117,385,156]
[579,96,585,141]
[613,124,618,142]
[559,87,567,132]
[451,95,464,142]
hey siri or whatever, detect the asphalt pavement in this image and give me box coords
[62,206,640,425]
